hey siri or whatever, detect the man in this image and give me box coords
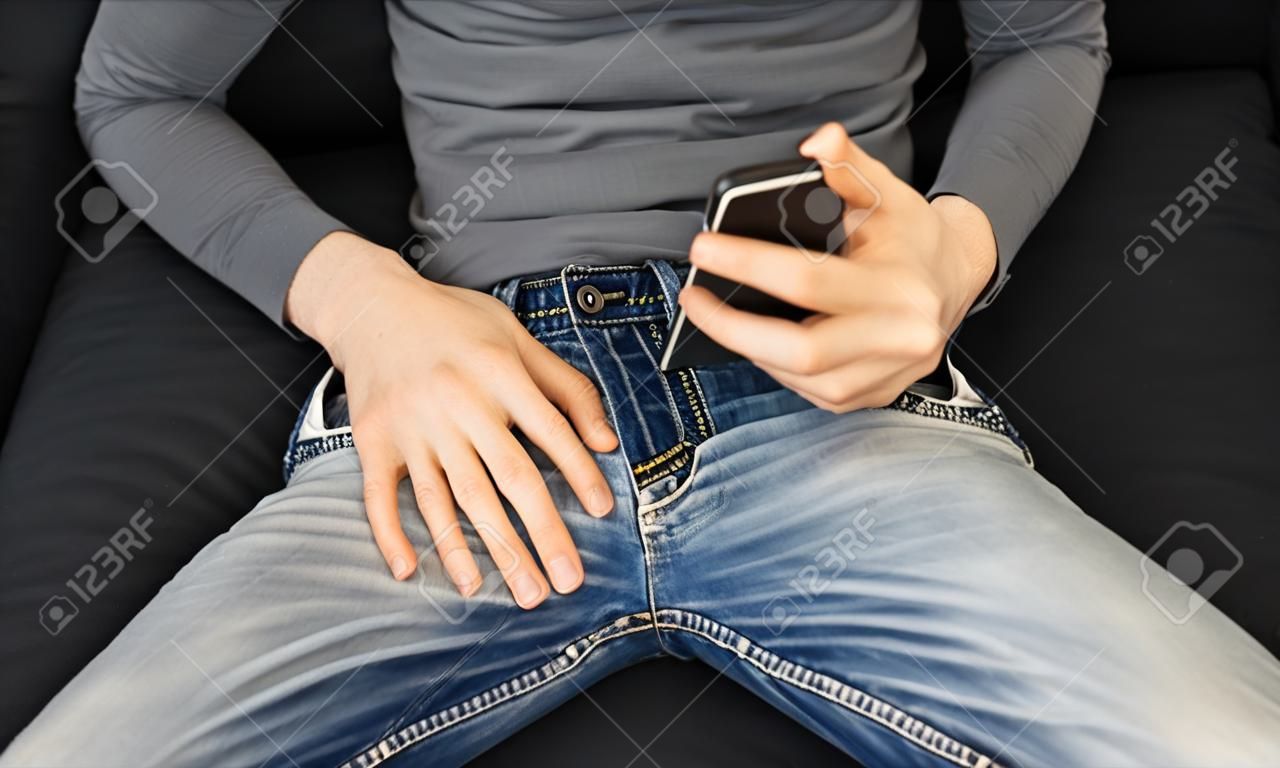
[4,1,1279,766]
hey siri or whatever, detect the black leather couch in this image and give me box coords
[2,1,1278,764]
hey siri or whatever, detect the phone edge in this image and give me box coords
[659,168,824,372]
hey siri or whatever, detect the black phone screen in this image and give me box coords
[660,160,843,370]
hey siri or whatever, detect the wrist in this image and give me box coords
[285,231,419,360]
[930,195,997,314]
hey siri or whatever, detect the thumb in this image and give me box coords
[798,122,895,214]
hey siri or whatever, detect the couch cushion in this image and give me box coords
[0,142,410,745]
[960,68,1280,655]
[0,0,100,435]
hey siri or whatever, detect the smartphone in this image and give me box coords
[659,159,843,371]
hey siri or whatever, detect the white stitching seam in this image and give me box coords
[652,609,998,768]
[628,324,685,448]
[337,610,999,768]
[634,441,703,515]
[600,330,658,457]
[338,616,656,768]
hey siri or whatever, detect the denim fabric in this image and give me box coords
[6,261,1280,768]
[282,261,1029,486]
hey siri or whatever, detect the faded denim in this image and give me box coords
[6,261,1279,767]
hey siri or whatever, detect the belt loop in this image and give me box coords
[492,276,522,310]
[647,259,683,326]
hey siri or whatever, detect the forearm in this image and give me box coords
[75,0,348,327]
[928,0,1110,312]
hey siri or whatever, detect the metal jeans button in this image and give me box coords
[576,285,604,313]
[576,284,625,314]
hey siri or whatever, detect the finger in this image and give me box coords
[678,284,824,371]
[436,438,551,609]
[757,356,914,413]
[354,432,416,580]
[797,122,898,211]
[466,413,585,595]
[520,338,619,454]
[405,451,480,596]
[501,371,614,519]
[759,364,843,412]
[689,231,873,314]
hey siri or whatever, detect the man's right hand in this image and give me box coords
[285,232,618,609]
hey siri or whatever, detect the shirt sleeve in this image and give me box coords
[926,0,1110,313]
[74,0,350,328]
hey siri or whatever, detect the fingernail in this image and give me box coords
[456,575,480,597]
[690,241,713,265]
[547,556,582,594]
[443,551,481,595]
[588,486,612,517]
[799,123,839,156]
[391,555,412,580]
[511,572,544,608]
[689,235,705,261]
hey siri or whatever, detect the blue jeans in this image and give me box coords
[6,260,1279,767]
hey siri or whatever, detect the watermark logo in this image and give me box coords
[1122,234,1164,274]
[38,499,155,636]
[37,596,80,637]
[762,508,876,636]
[417,519,520,625]
[400,232,442,273]
[1124,140,1238,275]
[400,146,515,273]
[777,159,880,264]
[54,159,158,263]
[1140,521,1243,625]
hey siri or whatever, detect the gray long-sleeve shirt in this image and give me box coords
[75,1,1109,328]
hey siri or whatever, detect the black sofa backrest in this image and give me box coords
[229,0,403,157]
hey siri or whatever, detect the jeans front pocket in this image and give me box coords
[283,366,355,483]
[886,354,1033,465]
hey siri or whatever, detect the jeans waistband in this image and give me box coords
[491,261,688,339]
[284,260,1031,488]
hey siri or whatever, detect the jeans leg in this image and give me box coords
[647,400,1280,767]
[2,444,655,768]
